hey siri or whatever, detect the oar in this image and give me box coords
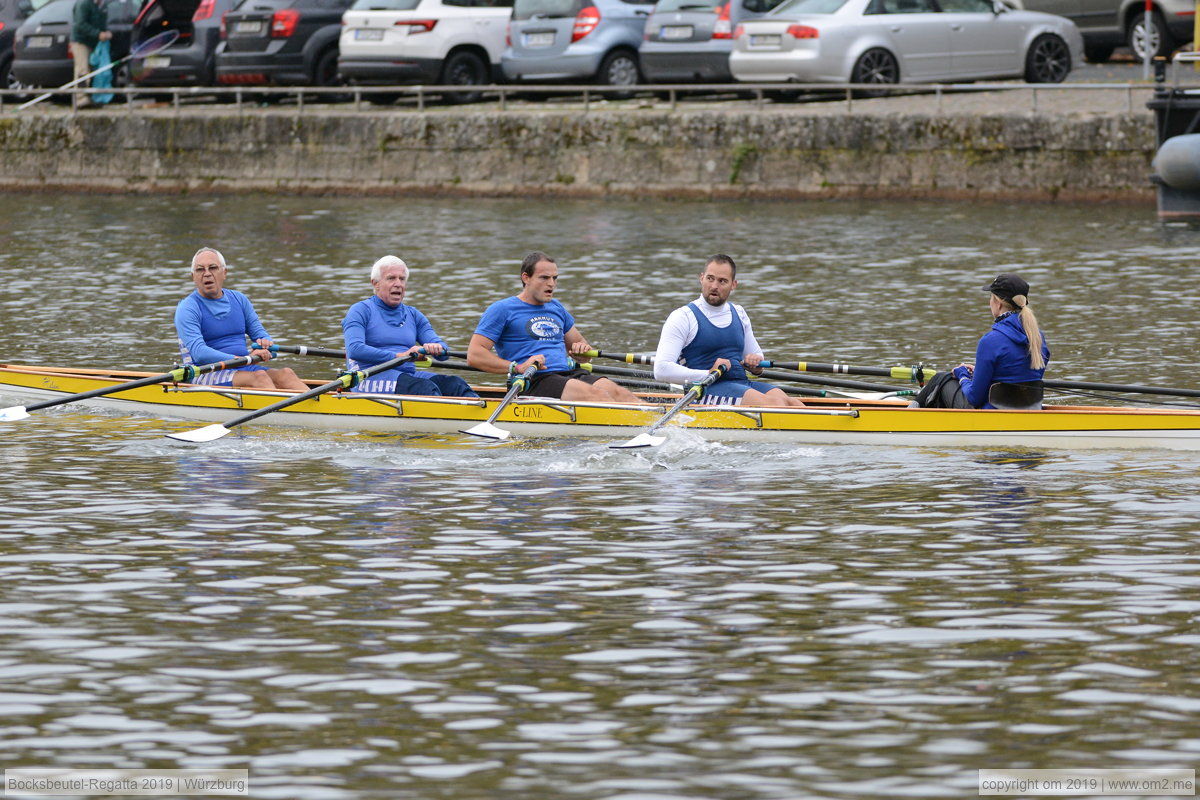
[0,354,263,423]
[612,365,726,450]
[762,358,1200,400]
[167,352,418,444]
[581,350,847,398]
[1042,377,1200,399]
[266,344,347,359]
[760,360,938,383]
[460,365,538,440]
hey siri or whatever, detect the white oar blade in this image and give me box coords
[611,432,667,449]
[460,421,511,441]
[0,406,31,422]
[166,424,232,444]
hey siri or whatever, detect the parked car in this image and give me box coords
[12,0,139,89]
[128,0,239,87]
[639,0,781,82]
[215,0,352,88]
[338,0,511,103]
[1007,0,1195,63]
[3,0,55,90]
[729,0,1083,89]
[502,0,655,87]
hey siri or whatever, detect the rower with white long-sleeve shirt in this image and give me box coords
[652,255,805,408]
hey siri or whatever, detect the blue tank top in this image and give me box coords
[679,302,746,382]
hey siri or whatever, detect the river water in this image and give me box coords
[1,193,1198,800]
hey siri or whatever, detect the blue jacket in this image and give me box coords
[954,312,1050,409]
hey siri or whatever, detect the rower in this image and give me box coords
[466,252,639,403]
[342,256,478,398]
[652,254,805,408]
[174,247,307,391]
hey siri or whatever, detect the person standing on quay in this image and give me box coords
[70,0,111,106]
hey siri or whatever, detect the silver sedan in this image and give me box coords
[729,0,1084,86]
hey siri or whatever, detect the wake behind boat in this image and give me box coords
[5,363,1200,451]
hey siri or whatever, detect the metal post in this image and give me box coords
[1142,0,1152,81]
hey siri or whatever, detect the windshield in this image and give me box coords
[769,0,846,13]
[513,0,580,20]
[653,0,719,11]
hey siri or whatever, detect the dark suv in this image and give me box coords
[129,0,240,87]
[215,0,352,87]
[12,0,138,88]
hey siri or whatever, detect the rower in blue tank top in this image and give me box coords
[654,254,806,407]
[342,256,477,398]
[174,247,307,391]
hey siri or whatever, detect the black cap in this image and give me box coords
[983,273,1030,307]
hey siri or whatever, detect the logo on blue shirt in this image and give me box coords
[527,316,561,340]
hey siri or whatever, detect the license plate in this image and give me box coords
[524,31,554,47]
[234,20,264,34]
[659,25,692,40]
[750,33,781,46]
[27,35,53,48]
[144,55,170,68]
[354,28,384,40]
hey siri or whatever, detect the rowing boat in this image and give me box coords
[4,364,1200,450]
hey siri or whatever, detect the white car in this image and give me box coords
[338,0,512,102]
[730,0,1084,87]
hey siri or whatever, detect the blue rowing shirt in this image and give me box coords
[342,296,449,393]
[174,289,270,386]
[474,296,575,372]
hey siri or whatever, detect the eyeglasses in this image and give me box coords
[193,264,224,274]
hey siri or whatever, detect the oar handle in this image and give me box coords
[687,364,728,397]
[264,343,348,359]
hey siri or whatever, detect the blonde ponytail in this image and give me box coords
[997,295,1045,371]
[1016,304,1045,370]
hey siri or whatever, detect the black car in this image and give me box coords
[1,0,54,90]
[214,0,352,88]
[11,0,139,88]
[129,0,238,86]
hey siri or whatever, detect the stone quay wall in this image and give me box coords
[0,107,1157,203]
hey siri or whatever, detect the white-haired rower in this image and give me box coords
[174,247,307,391]
[341,256,477,398]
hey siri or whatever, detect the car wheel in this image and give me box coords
[311,48,347,102]
[1024,33,1071,83]
[439,50,487,104]
[1,56,23,98]
[596,50,640,96]
[850,48,898,97]
[1127,11,1175,63]
[1083,43,1114,63]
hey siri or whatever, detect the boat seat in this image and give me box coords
[988,381,1044,410]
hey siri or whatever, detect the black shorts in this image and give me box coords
[525,368,603,399]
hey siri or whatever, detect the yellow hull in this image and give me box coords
[4,364,1200,450]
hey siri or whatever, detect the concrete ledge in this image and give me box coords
[0,108,1157,202]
